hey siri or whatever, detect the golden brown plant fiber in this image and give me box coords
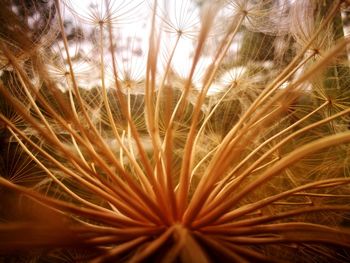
[1,0,350,262]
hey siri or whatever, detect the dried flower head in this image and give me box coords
[1,0,350,262]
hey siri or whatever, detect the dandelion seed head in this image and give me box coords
[1,0,350,262]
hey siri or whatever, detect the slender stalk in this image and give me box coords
[130,226,175,262]
[193,132,350,228]
[0,176,143,227]
[177,12,245,218]
[91,237,149,263]
[207,101,329,204]
[0,89,163,224]
[204,106,350,214]
[183,38,350,226]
